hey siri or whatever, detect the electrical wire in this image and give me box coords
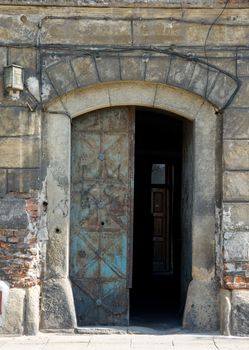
[16,4,241,114]
[204,0,232,108]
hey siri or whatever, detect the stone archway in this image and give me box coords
[41,80,220,331]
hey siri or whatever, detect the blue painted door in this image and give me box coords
[70,107,134,326]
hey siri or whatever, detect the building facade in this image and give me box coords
[0,0,249,336]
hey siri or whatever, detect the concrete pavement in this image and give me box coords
[0,332,249,350]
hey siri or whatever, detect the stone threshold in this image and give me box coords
[76,326,184,335]
[40,326,184,335]
[40,324,190,335]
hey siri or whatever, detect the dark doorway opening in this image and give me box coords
[130,108,187,329]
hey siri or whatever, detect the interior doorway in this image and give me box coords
[130,108,191,329]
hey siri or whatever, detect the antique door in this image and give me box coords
[151,188,168,273]
[151,164,174,274]
[70,107,134,326]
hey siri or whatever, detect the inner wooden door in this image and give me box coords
[151,164,174,275]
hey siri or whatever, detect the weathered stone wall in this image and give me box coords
[0,0,247,8]
[0,43,42,334]
[0,0,248,336]
[220,49,249,336]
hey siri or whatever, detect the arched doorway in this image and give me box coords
[69,104,193,328]
[41,81,219,332]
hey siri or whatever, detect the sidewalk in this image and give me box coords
[0,332,249,350]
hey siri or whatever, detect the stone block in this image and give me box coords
[0,198,28,228]
[0,108,39,136]
[188,62,218,98]
[168,57,196,89]
[133,19,194,46]
[223,203,249,232]
[40,278,76,330]
[0,15,37,44]
[192,215,215,275]
[120,55,145,81]
[237,57,249,77]
[46,113,70,278]
[41,19,132,46]
[145,55,171,83]
[223,171,249,201]
[154,83,204,121]
[46,61,77,96]
[133,20,249,46]
[25,285,40,335]
[0,137,40,168]
[223,140,249,170]
[96,54,121,82]
[183,279,219,331]
[231,78,249,108]
[204,24,249,47]
[224,231,249,262]
[7,169,40,193]
[0,281,9,330]
[71,56,98,87]
[0,170,6,198]
[109,81,155,107]
[208,57,236,76]
[231,290,249,336]
[9,47,37,75]
[48,84,110,116]
[0,287,25,335]
[207,73,237,109]
[0,47,7,74]
[224,108,249,139]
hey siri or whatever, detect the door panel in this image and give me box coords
[151,164,174,274]
[70,107,134,326]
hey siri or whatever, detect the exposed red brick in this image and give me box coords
[224,275,249,290]
[0,255,12,260]
[25,198,39,222]
[0,194,40,289]
[0,229,18,237]
[0,242,11,249]
[12,280,40,288]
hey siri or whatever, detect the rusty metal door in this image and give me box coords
[70,107,134,326]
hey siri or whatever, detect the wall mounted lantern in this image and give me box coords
[4,64,24,99]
